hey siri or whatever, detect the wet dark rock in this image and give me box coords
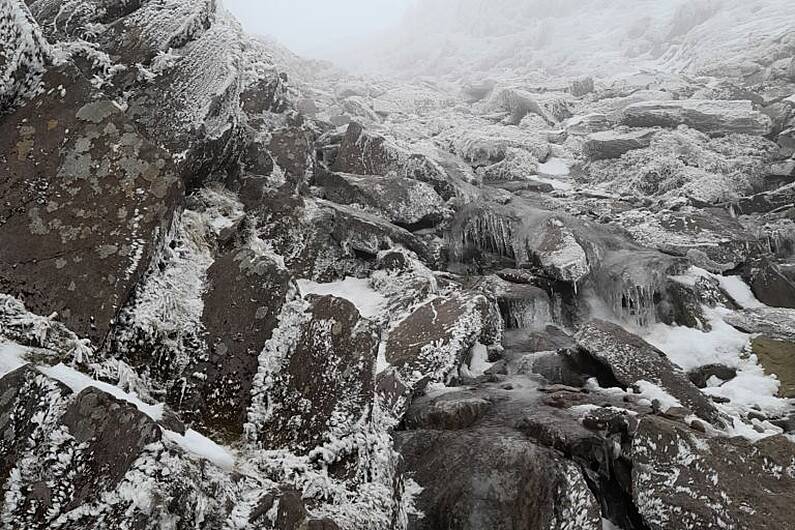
[623,99,773,137]
[632,416,795,530]
[0,65,182,345]
[583,129,656,161]
[250,295,379,454]
[742,257,795,308]
[396,428,601,530]
[403,392,493,430]
[571,320,722,425]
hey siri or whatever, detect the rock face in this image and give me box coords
[0,66,182,345]
[3,2,795,529]
[633,416,795,530]
[572,320,722,425]
[622,100,773,137]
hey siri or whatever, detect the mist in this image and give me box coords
[222,0,415,62]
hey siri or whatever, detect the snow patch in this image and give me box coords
[297,277,387,319]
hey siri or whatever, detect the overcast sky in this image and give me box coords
[223,0,415,60]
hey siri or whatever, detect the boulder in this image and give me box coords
[583,129,656,160]
[571,320,722,425]
[247,295,379,454]
[384,292,501,387]
[316,170,446,229]
[396,429,601,530]
[0,66,182,345]
[171,247,294,438]
[742,257,795,309]
[632,416,795,530]
[622,99,773,137]
[332,122,457,199]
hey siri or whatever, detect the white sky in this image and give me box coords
[223,0,415,60]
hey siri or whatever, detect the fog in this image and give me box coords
[222,0,415,61]
[223,0,795,80]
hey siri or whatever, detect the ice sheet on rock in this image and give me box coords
[297,277,388,319]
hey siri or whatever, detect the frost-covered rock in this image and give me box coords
[585,128,776,204]
[0,0,50,113]
[247,295,379,454]
[384,291,501,388]
[571,320,722,425]
[583,128,656,161]
[632,416,795,530]
[622,99,773,137]
[332,122,460,200]
[317,170,446,228]
[0,365,254,529]
[616,208,765,273]
[0,65,182,345]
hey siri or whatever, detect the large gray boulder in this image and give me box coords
[623,99,773,137]
[0,65,182,345]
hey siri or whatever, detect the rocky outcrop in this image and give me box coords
[622,99,773,137]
